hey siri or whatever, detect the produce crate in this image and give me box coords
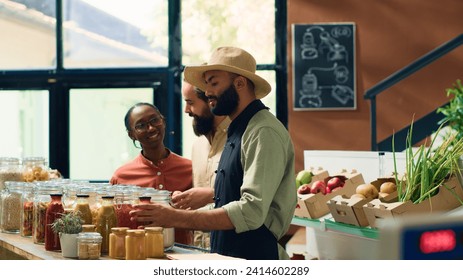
[327,177,398,227]
[294,169,365,219]
[363,175,463,228]
[293,167,329,218]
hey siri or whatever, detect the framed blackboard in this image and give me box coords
[292,23,356,110]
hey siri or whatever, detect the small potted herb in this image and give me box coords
[51,211,84,258]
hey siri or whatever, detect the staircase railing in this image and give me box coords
[364,34,463,151]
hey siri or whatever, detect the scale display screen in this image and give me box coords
[401,224,463,259]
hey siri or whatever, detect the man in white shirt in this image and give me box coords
[172,81,231,247]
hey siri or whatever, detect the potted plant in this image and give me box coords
[51,211,84,258]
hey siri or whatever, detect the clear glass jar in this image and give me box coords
[20,182,36,237]
[145,227,164,258]
[33,182,62,244]
[114,186,137,229]
[0,157,23,191]
[22,157,49,182]
[45,193,64,251]
[74,194,93,225]
[62,183,79,214]
[125,229,146,260]
[95,195,117,255]
[109,227,129,259]
[1,181,24,233]
[77,232,102,260]
[150,190,175,251]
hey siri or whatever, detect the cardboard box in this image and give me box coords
[294,169,365,219]
[293,167,329,218]
[363,175,463,228]
[327,177,398,227]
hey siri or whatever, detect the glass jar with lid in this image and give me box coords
[109,227,129,259]
[145,227,164,258]
[74,194,93,225]
[95,195,117,255]
[149,190,176,251]
[32,181,62,244]
[0,157,23,191]
[22,157,49,182]
[113,185,137,229]
[20,182,36,237]
[77,232,102,260]
[125,229,146,260]
[44,193,64,251]
[1,181,24,233]
[62,182,80,214]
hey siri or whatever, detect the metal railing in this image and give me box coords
[364,34,463,151]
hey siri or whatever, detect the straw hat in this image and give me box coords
[184,47,271,99]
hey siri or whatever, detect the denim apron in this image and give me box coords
[210,100,279,260]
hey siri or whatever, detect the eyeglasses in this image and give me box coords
[133,117,163,132]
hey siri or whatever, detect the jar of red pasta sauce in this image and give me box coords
[45,193,64,251]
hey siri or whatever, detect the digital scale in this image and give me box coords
[379,208,463,259]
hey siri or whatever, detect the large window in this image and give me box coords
[69,88,152,180]
[63,0,168,68]
[0,90,49,158]
[0,0,284,180]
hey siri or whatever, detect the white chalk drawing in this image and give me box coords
[294,23,355,110]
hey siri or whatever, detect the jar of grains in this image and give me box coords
[0,157,23,191]
[22,157,49,183]
[1,181,24,233]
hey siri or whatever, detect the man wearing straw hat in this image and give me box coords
[132,47,297,260]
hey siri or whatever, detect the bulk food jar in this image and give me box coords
[44,193,64,251]
[20,182,35,237]
[113,185,137,229]
[74,194,93,225]
[148,190,175,251]
[95,195,117,254]
[1,181,24,233]
[0,157,23,191]
[33,182,62,244]
[22,157,49,182]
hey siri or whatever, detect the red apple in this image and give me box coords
[297,184,311,194]
[327,177,344,191]
[310,180,326,194]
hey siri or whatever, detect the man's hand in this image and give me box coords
[171,188,214,210]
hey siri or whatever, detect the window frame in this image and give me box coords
[0,0,287,180]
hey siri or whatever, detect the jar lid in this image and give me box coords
[111,227,130,233]
[145,227,163,233]
[76,194,90,198]
[77,232,103,242]
[126,229,145,236]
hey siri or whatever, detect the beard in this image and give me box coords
[211,84,239,116]
[192,112,214,136]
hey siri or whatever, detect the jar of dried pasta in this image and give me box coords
[22,157,49,182]
[0,157,23,191]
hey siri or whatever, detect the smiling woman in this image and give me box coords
[109,102,193,193]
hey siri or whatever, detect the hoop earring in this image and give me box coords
[133,139,142,149]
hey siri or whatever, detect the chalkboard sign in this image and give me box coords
[292,23,356,110]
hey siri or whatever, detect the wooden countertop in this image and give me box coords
[0,232,239,260]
